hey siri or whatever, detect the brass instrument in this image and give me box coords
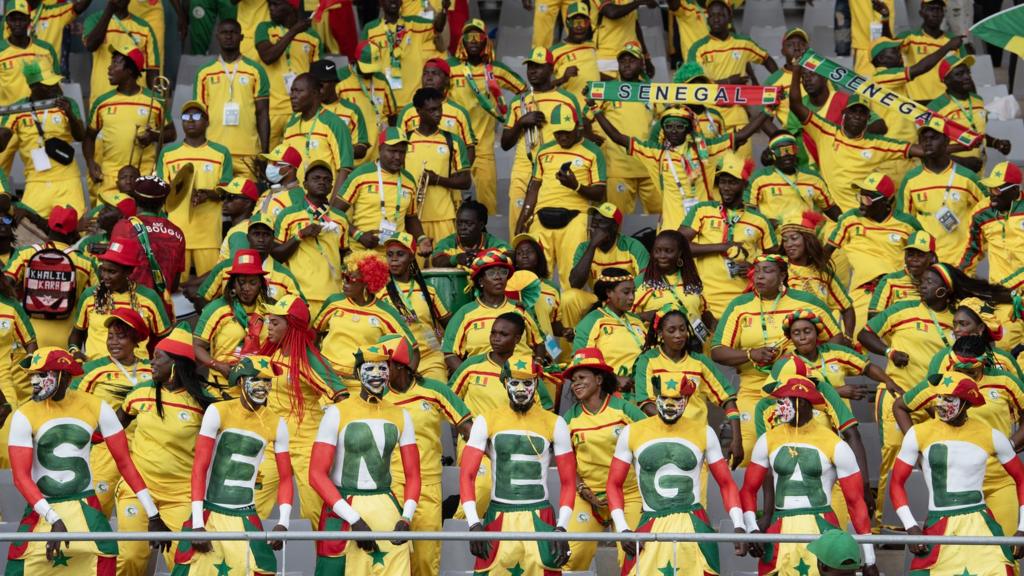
[414,161,429,214]
[0,98,62,116]
[522,87,538,161]
[131,75,171,172]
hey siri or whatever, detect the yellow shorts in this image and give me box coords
[909,508,1014,575]
[7,492,117,575]
[759,508,840,575]
[23,177,86,218]
[472,503,563,575]
[170,503,278,575]
[315,491,411,576]
[621,506,721,576]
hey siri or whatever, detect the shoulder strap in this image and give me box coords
[128,217,167,296]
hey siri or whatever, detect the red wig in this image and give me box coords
[347,251,390,294]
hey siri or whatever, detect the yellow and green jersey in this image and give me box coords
[868,269,918,316]
[157,140,234,250]
[72,284,170,360]
[530,138,606,212]
[442,298,543,360]
[564,395,646,496]
[252,22,321,117]
[397,99,477,148]
[82,12,159,106]
[313,295,416,378]
[960,199,1024,286]
[633,348,736,421]
[573,307,647,377]
[339,161,417,238]
[927,92,987,167]
[0,37,58,115]
[865,300,954,392]
[194,297,269,372]
[770,346,869,408]
[897,161,984,266]
[192,55,270,157]
[897,29,966,102]
[89,87,166,178]
[72,356,153,412]
[448,61,525,153]
[385,377,470,485]
[404,127,471,223]
[281,107,354,181]
[273,201,348,304]
[570,234,649,290]
[827,209,921,290]
[198,255,303,303]
[744,166,834,225]
[448,352,553,415]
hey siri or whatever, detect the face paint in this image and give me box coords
[242,376,272,406]
[775,397,796,424]
[359,361,390,395]
[505,377,537,411]
[936,395,963,422]
[31,371,60,402]
[655,394,687,423]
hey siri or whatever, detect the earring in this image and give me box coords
[935,287,948,299]
[677,259,684,267]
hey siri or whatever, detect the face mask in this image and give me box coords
[775,397,796,424]
[265,164,285,184]
[936,395,963,422]
[242,376,272,406]
[505,378,537,411]
[655,395,687,423]
[360,361,390,395]
[31,371,60,402]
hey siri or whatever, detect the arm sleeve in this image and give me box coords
[398,410,420,520]
[891,427,920,531]
[607,427,632,532]
[834,441,875,564]
[459,415,489,526]
[309,406,358,523]
[190,405,221,528]
[8,411,61,524]
[739,438,770,532]
[552,417,576,529]
[274,418,294,527]
[706,426,744,529]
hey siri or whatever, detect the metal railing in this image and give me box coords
[2,530,1023,546]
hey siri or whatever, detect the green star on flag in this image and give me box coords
[256,358,270,369]
[508,562,526,576]
[370,549,388,566]
[657,561,676,576]
[215,560,231,576]
[795,558,811,575]
[959,569,976,576]
[51,550,71,567]
[942,375,954,385]
[665,378,679,390]
[514,359,528,369]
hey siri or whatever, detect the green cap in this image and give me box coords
[21,60,61,86]
[673,61,708,83]
[807,529,862,569]
[566,1,589,20]
[379,126,410,145]
[869,37,901,61]
[548,104,576,132]
[843,94,868,111]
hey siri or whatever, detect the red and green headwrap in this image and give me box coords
[929,263,955,292]
[752,254,788,268]
[782,309,826,341]
[469,248,513,279]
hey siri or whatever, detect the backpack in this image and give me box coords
[23,247,77,320]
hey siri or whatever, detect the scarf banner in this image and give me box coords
[798,49,983,147]
[586,81,781,106]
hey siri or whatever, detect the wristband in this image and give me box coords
[885,347,894,360]
[417,235,430,245]
[44,508,61,525]
[573,182,582,193]
[353,230,364,241]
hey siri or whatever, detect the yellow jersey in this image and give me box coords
[960,199,1024,285]
[864,300,954,392]
[787,263,853,313]
[273,201,348,304]
[282,108,354,181]
[72,284,170,360]
[362,16,443,105]
[868,269,918,316]
[385,377,471,485]
[530,138,606,211]
[448,60,525,152]
[448,352,554,415]
[1,97,82,183]
[1,0,77,58]
[744,166,835,224]
[572,306,646,377]
[88,87,165,178]
[927,92,987,167]
[898,29,965,102]
[192,55,270,158]
[595,99,653,179]
[897,161,984,266]
[633,347,737,421]
[551,41,600,98]
[340,161,417,238]
[827,209,921,290]
[72,356,153,412]
[157,140,234,250]
[570,234,649,289]
[397,99,477,148]
[313,295,416,379]
[564,394,646,496]
[82,12,159,107]
[0,37,57,105]
[252,21,321,116]
[336,67,399,165]
[442,298,543,359]
[404,128,471,223]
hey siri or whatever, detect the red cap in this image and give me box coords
[286,0,300,7]
[769,376,826,405]
[228,249,267,276]
[99,239,141,268]
[379,334,416,368]
[103,307,150,342]
[856,172,896,198]
[424,57,451,76]
[116,198,137,218]
[22,347,83,375]
[48,205,78,235]
[261,145,303,169]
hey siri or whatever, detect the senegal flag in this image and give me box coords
[971,5,1024,59]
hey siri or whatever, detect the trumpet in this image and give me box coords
[131,75,171,173]
[522,87,538,161]
[414,161,429,214]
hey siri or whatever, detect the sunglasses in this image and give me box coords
[181,112,205,122]
[463,31,485,42]
[772,144,797,157]
[482,267,510,280]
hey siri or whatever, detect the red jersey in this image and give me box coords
[111,215,186,293]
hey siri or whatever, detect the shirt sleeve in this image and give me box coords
[612,425,633,463]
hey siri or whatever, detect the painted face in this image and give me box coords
[31,371,60,402]
[775,397,796,424]
[505,377,537,410]
[360,361,389,395]
[242,376,272,406]
[935,395,963,422]
[656,394,688,423]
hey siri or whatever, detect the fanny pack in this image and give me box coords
[535,208,580,229]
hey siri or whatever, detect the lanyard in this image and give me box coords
[797,351,827,378]
[356,74,383,130]
[395,280,420,322]
[28,108,50,147]
[719,204,741,243]
[110,357,139,388]
[304,197,338,279]
[218,56,239,101]
[950,95,976,130]
[941,163,957,209]
[758,290,785,346]
[303,110,321,153]
[924,304,951,347]
[774,168,803,200]
[375,161,403,223]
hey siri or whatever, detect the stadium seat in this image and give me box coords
[738,0,786,32]
[499,0,533,29]
[860,425,881,484]
[441,518,474,573]
[810,26,835,58]
[61,82,86,122]
[986,119,1024,164]
[496,26,534,59]
[973,54,997,87]
[172,84,195,138]
[176,54,213,87]
[801,0,835,31]
[977,83,1009,103]
[68,52,92,102]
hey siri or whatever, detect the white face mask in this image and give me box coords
[360,361,390,395]
[775,397,796,424]
[655,395,687,423]
[936,395,963,422]
[265,164,285,184]
[242,376,271,406]
[505,378,537,411]
[31,371,60,402]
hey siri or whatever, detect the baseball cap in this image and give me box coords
[310,59,340,83]
[260,144,302,169]
[566,1,589,19]
[379,126,410,146]
[782,27,809,44]
[548,104,576,133]
[843,94,869,111]
[21,347,82,375]
[855,172,895,199]
[929,374,986,406]
[21,60,61,86]
[355,41,383,74]
[100,239,141,267]
[423,57,451,77]
[673,61,708,83]
[980,161,1023,188]
[383,231,416,253]
[511,232,542,250]
[48,205,78,235]
[109,41,145,72]
[618,40,644,60]
[590,202,623,226]
[905,230,936,253]
[155,324,195,361]
[7,0,30,16]
[869,37,901,61]
[463,18,486,33]
[180,99,207,116]
[807,530,862,570]
[227,248,266,276]
[217,177,259,202]
[716,152,753,180]
[524,47,554,66]
[937,53,975,81]
[103,308,150,342]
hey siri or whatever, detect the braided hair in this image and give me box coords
[384,255,446,339]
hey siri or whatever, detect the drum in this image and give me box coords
[423,268,472,314]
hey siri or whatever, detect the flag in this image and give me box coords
[586,81,781,106]
[970,5,1024,59]
[589,82,606,100]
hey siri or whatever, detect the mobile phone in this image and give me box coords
[560,161,571,173]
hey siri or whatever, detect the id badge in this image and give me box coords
[223,102,241,126]
[544,334,562,359]
[30,147,52,172]
[691,317,711,344]
[870,21,883,41]
[420,8,434,18]
[935,205,960,232]
[683,197,699,214]
[379,218,398,241]
[283,72,297,93]
[386,68,403,89]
